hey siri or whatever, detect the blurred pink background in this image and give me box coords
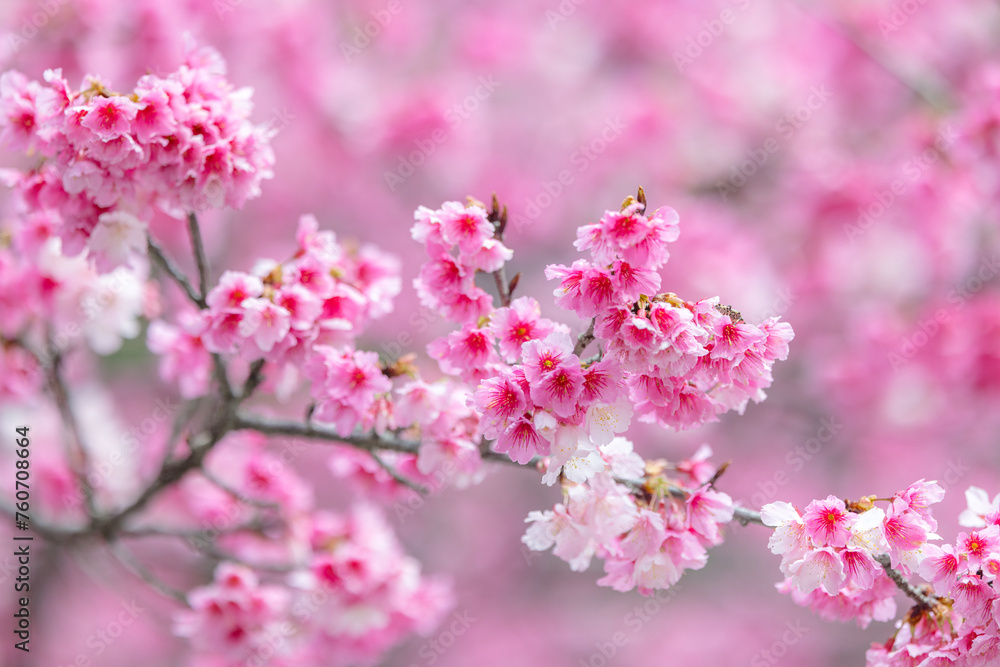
[1,0,999,665]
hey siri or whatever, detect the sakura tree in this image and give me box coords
[1,1,999,666]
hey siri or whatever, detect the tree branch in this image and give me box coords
[369,450,429,495]
[736,507,939,607]
[187,212,211,301]
[147,236,205,308]
[43,339,97,518]
[573,318,596,357]
[109,541,189,604]
[875,553,939,609]
[233,413,421,455]
[241,359,267,400]
[492,265,512,308]
[90,425,228,538]
[732,506,766,527]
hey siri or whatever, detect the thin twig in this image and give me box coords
[200,469,281,510]
[738,507,939,605]
[368,450,429,495]
[241,359,267,400]
[234,413,423,455]
[492,265,512,308]
[235,413,537,473]
[109,541,189,604]
[212,354,233,400]
[90,429,224,538]
[147,236,205,307]
[187,212,211,301]
[44,340,97,518]
[187,540,298,573]
[789,0,951,113]
[120,519,272,539]
[163,398,203,463]
[573,319,596,357]
[733,506,767,527]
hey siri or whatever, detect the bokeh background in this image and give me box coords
[1,0,999,665]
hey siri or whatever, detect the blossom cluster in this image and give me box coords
[762,480,945,628]
[866,487,1000,666]
[174,563,291,665]
[473,330,625,465]
[549,200,794,431]
[523,443,735,595]
[148,214,400,398]
[762,483,1000,665]
[0,43,274,271]
[0,233,147,366]
[411,199,512,325]
[175,504,452,667]
[464,196,792,475]
[143,191,784,658]
[399,194,791,597]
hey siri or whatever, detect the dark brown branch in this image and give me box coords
[186,212,211,301]
[241,359,267,399]
[147,236,205,308]
[233,413,422,455]
[492,266,512,307]
[368,450,430,495]
[90,419,232,538]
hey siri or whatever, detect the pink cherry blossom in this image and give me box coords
[207,270,264,310]
[473,371,528,439]
[489,296,555,362]
[495,417,549,464]
[802,496,855,548]
[957,525,1000,571]
[81,95,140,141]
[685,487,734,545]
[788,547,846,595]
